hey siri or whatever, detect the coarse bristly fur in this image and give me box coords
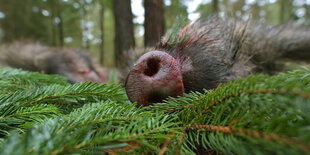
[125,16,310,105]
[156,16,310,92]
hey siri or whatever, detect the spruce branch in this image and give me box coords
[0,67,128,138]
[0,101,181,155]
[0,67,310,154]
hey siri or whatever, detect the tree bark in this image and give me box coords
[56,1,64,47]
[49,0,57,46]
[113,0,135,68]
[212,0,219,15]
[304,0,310,20]
[144,0,165,47]
[57,14,64,47]
[279,0,293,23]
[81,0,90,49]
[99,1,104,65]
[280,0,285,23]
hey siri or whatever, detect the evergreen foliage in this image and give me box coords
[0,67,310,154]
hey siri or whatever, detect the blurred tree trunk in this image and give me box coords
[280,0,285,22]
[304,0,310,21]
[99,1,104,65]
[279,0,293,23]
[49,0,57,46]
[81,0,90,49]
[113,0,135,68]
[56,1,64,47]
[212,0,219,15]
[144,0,165,47]
[222,0,230,14]
[57,13,64,47]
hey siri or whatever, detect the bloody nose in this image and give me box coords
[125,50,184,106]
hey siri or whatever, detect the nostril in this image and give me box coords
[143,58,160,77]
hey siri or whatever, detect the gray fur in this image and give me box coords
[0,41,108,83]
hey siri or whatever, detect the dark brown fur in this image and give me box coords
[126,17,310,105]
[156,17,310,92]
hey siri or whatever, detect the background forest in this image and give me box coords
[0,0,310,68]
[1,1,310,154]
